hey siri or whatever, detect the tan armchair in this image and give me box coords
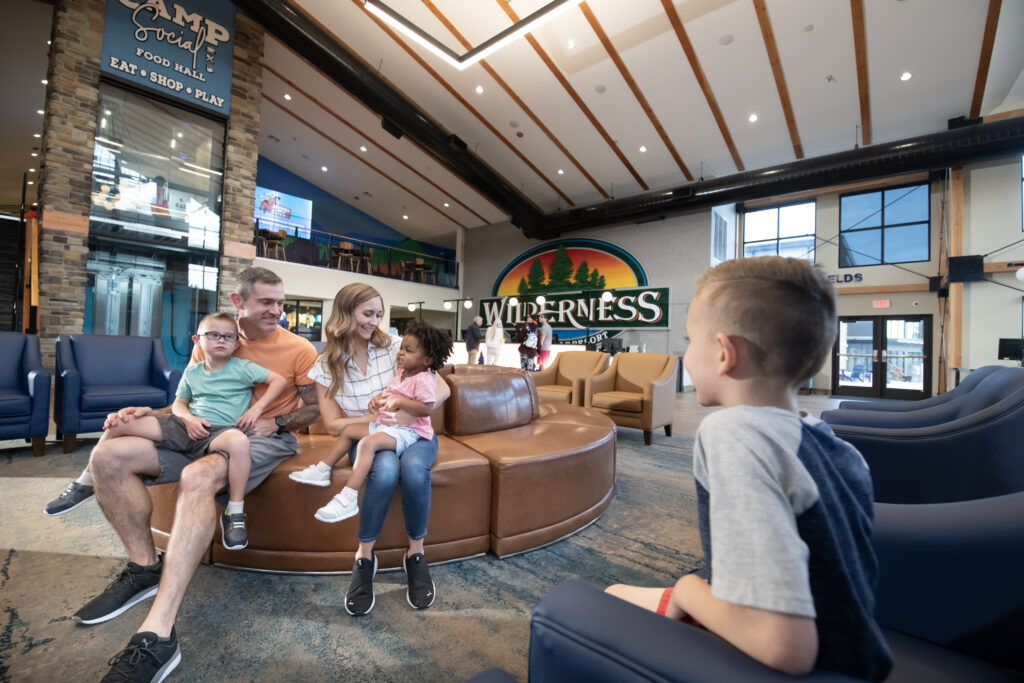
[532,351,610,405]
[583,353,678,445]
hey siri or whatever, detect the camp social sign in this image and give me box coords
[482,238,670,345]
[100,0,235,116]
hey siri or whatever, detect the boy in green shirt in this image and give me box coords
[103,312,286,549]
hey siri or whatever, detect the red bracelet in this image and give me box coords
[656,587,673,616]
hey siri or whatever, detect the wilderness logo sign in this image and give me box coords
[482,239,669,345]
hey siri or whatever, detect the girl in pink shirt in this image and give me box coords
[291,321,452,523]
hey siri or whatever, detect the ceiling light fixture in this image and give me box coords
[403,214,409,220]
[639,145,647,153]
[444,301,452,310]
[31,153,38,157]
[900,71,912,81]
[748,113,758,123]
[41,79,47,85]
[36,110,44,115]
[321,166,328,172]
[364,0,584,71]
[283,93,292,100]
[443,202,450,207]
[28,168,35,172]
[360,146,367,152]
[567,39,575,49]
[557,169,564,175]
[475,85,484,94]
[33,133,41,138]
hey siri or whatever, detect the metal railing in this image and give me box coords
[254,220,458,288]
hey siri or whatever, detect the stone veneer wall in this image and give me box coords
[35,1,263,369]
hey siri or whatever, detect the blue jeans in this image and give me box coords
[350,434,437,544]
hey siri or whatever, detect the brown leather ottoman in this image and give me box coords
[148,433,491,572]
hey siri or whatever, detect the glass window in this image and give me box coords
[84,82,227,370]
[840,183,929,266]
[742,201,816,261]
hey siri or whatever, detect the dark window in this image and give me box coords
[839,184,929,267]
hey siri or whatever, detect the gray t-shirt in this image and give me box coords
[693,405,892,681]
[539,322,553,350]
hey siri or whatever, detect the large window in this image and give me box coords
[85,83,226,370]
[742,202,815,261]
[839,184,929,267]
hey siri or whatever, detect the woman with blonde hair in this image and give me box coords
[485,317,504,365]
[304,283,449,616]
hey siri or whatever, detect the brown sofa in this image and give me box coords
[147,367,616,572]
[531,351,610,405]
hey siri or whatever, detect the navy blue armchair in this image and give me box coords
[822,367,1024,503]
[836,365,1002,412]
[0,332,51,457]
[528,492,1024,682]
[55,334,181,453]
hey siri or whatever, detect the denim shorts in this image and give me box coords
[369,421,420,455]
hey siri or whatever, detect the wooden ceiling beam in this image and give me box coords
[752,0,803,160]
[419,0,608,199]
[661,0,743,172]
[351,0,576,207]
[850,0,871,146]
[579,1,693,181]
[970,0,1002,120]
[495,0,649,191]
[262,95,471,229]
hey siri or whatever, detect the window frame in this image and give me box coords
[838,182,931,268]
[740,200,817,262]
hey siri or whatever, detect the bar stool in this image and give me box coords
[259,229,286,260]
[332,241,358,270]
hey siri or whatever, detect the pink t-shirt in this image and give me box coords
[381,369,437,440]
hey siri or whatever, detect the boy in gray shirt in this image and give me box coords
[607,256,892,680]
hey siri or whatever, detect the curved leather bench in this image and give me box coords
[148,367,616,572]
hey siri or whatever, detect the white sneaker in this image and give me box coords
[289,465,331,487]
[315,493,359,523]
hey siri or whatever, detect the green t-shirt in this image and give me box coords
[176,357,270,427]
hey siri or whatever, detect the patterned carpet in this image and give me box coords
[0,430,702,682]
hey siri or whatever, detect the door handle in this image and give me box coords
[880,349,887,362]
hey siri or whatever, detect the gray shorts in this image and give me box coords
[153,414,237,461]
[145,430,298,505]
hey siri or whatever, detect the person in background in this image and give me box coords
[606,256,892,681]
[517,316,539,371]
[465,315,483,365]
[485,318,505,366]
[537,314,554,370]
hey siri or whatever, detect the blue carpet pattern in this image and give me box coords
[0,429,702,682]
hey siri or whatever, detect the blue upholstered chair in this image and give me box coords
[528,492,1024,682]
[0,332,51,457]
[836,364,1002,412]
[55,334,181,453]
[821,366,1024,503]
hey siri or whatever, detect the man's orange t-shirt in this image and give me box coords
[190,325,317,419]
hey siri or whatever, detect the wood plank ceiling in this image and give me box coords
[257,0,1024,248]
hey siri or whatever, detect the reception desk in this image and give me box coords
[449,341,578,368]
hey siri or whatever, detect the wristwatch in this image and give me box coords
[274,415,288,434]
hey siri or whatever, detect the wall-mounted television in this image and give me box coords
[997,338,1024,362]
[254,186,312,239]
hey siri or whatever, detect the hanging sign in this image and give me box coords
[100,0,236,116]
[482,238,670,344]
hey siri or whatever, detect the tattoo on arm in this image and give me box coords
[276,384,321,432]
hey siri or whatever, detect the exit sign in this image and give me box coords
[873,299,891,309]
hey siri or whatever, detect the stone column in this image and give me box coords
[218,13,263,311]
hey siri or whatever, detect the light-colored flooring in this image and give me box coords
[672,390,843,439]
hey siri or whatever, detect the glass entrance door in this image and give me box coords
[832,315,931,400]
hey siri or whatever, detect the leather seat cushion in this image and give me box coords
[0,389,30,417]
[81,385,168,412]
[537,384,573,402]
[591,390,643,413]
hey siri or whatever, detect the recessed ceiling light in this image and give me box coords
[27,181,33,185]
[402,214,409,220]
[41,79,47,85]
[804,24,814,32]
[900,71,912,81]
[177,132,183,138]
[639,145,647,153]
[321,166,328,172]
[46,40,50,45]
[595,84,606,94]
[33,133,41,138]
[509,120,519,128]
[36,110,44,115]
[359,146,367,152]
[443,202,450,207]
[283,93,292,100]
[557,169,564,175]
[567,39,575,49]
[475,85,484,94]
[28,168,36,172]
[748,113,758,123]
[31,152,38,157]
[719,34,733,46]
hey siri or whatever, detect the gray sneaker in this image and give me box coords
[44,481,95,516]
[219,512,248,550]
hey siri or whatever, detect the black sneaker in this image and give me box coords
[219,512,248,550]
[44,481,95,516]
[345,554,377,616]
[404,552,435,610]
[102,629,181,683]
[74,558,162,625]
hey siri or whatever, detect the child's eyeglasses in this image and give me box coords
[201,332,239,343]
